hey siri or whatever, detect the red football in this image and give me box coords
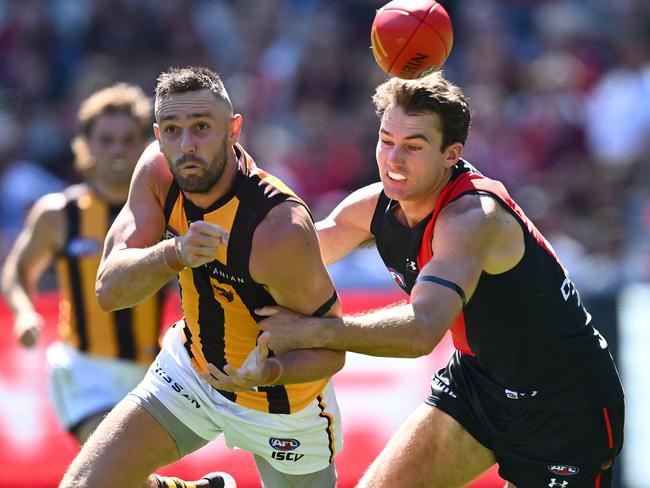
[371,0,453,79]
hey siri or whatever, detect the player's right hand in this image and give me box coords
[14,311,44,347]
[176,221,230,268]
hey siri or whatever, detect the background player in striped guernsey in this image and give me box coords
[0,82,165,445]
[258,72,625,487]
[60,67,345,488]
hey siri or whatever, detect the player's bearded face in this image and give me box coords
[167,134,229,193]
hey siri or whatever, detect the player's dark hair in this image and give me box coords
[154,66,232,115]
[372,71,470,151]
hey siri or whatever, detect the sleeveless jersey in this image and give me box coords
[370,160,624,410]
[56,185,162,364]
[163,145,329,414]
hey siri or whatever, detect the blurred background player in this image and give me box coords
[1,82,164,444]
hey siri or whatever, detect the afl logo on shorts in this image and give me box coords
[269,438,300,451]
[548,464,579,476]
[388,267,406,289]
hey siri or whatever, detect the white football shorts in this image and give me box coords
[128,324,342,476]
[46,340,148,431]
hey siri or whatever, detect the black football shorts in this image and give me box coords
[425,356,624,487]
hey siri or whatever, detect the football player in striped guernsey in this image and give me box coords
[60,67,345,488]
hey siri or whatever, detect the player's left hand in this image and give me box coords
[200,332,271,392]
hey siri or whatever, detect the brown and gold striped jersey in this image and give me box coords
[163,145,328,414]
[56,185,162,364]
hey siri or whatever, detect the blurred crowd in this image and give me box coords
[1,0,650,295]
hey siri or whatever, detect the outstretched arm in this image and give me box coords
[259,194,507,358]
[1,194,65,346]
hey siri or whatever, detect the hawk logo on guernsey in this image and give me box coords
[211,283,234,302]
[548,465,579,476]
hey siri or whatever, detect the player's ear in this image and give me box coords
[153,124,161,144]
[443,142,463,168]
[230,114,243,144]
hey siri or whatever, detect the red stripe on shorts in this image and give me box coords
[602,407,613,449]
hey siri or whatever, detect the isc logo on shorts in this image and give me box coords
[271,451,304,462]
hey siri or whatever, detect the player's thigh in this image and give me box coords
[60,398,180,488]
[254,455,337,488]
[358,403,495,488]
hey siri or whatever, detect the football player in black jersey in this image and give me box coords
[258,72,624,487]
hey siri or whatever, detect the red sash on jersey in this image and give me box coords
[415,170,557,355]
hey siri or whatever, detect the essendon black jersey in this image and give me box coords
[370,160,624,410]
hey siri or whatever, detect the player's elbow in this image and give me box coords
[95,284,113,311]
[95,276,120,311]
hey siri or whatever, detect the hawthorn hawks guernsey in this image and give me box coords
[370,160,623,410]
[56,185,162,364]
[163,145,330,414]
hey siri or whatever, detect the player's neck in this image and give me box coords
[395,171,453,227]
[395,199,437,228]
